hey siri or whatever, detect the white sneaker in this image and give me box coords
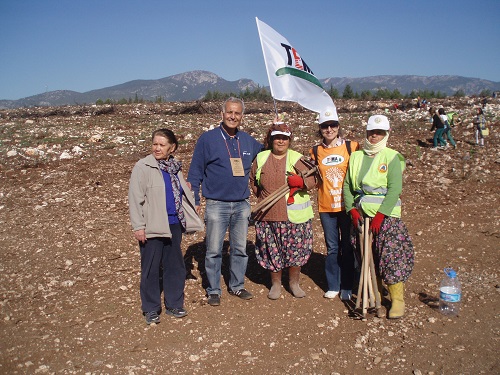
[324,291,339,299]
[429,147,439,151]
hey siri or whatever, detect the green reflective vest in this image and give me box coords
[255,149,313,224]
[348,148,405,218]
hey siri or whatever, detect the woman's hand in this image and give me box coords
[134,229,146,244]
[287,174,305,189]
[370,212,386,234]
[350,208,363,229]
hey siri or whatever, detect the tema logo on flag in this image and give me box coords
[276,44,323,89]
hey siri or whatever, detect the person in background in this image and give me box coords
[429,107,447,150]
[309,107,359,301]
[439,108,457,149]
[128,129,191,324]
[250,122,316,299]
[473,107,487,147]
[344,115,414,319]
[187,97,263,306]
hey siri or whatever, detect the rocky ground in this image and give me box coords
[0,98,499,375]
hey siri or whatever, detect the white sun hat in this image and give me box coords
[318,107,339,124]
[366,115,390,130]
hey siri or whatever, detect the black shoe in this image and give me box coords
[207,294,220,306]
[144,311,160,325]
[229,288,253,300]
[165,307,188,318]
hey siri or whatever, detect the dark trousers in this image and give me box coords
[139,224,185,313]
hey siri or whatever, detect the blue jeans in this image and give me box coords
[204,199,251,295]
[320,211,354,292]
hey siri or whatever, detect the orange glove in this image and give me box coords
[370,212,385,234]
[350,208,363,229]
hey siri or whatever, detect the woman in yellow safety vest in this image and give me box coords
[343,115,414,319]
[250,122,316,300]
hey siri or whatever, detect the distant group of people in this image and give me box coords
[428,106,488,149]
[429,107,457,150]
[128,97,414,325]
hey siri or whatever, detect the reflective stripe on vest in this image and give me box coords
[255,149,313,224]
[287,200,312,211]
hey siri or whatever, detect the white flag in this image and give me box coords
[256,17,336,114]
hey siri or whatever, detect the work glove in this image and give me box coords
[287,174,305,189]
[370,212,385,234]
[287,187,299,205]
[350,208,363,230]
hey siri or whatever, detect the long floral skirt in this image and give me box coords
[255,220,313,272]
[350,216,414,284]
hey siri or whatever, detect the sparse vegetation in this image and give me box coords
[0,98,498,374]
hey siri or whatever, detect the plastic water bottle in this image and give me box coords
[439,268,461,316]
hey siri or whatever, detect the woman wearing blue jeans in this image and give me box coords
[309,107,359,301]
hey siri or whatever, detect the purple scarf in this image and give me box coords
[157,157,185,229]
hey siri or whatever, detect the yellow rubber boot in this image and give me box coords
[387,282,405,319]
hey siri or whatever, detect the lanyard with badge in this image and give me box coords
[221,129,245,177]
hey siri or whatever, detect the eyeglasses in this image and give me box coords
[320,122,339,130]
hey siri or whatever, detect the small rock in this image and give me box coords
[59,151,73,160]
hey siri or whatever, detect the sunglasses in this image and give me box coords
[320,122,339,130]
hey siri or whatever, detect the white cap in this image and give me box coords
[366,115,390,130]
[318,107,339,124]
[270,122,292,137]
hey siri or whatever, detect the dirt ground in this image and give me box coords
[0,98,499,374]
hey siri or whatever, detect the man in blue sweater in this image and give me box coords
[188,97,263,306]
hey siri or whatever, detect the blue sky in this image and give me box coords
[1,0,499,100]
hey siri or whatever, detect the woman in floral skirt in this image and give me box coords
[343,115,414,319]
[250,122,317,299]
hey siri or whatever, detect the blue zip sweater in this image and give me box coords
[187,123,263,205]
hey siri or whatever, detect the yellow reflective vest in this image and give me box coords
[347,148,405,218]
[255,149,313,224]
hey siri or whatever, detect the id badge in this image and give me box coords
[230,158,245,176]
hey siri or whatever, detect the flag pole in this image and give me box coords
[273,97,279,119]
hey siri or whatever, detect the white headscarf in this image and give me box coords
[363,131,389,156]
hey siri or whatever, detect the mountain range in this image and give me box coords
[1,70,499,109]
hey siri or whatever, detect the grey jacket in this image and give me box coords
[128,154,196,238]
